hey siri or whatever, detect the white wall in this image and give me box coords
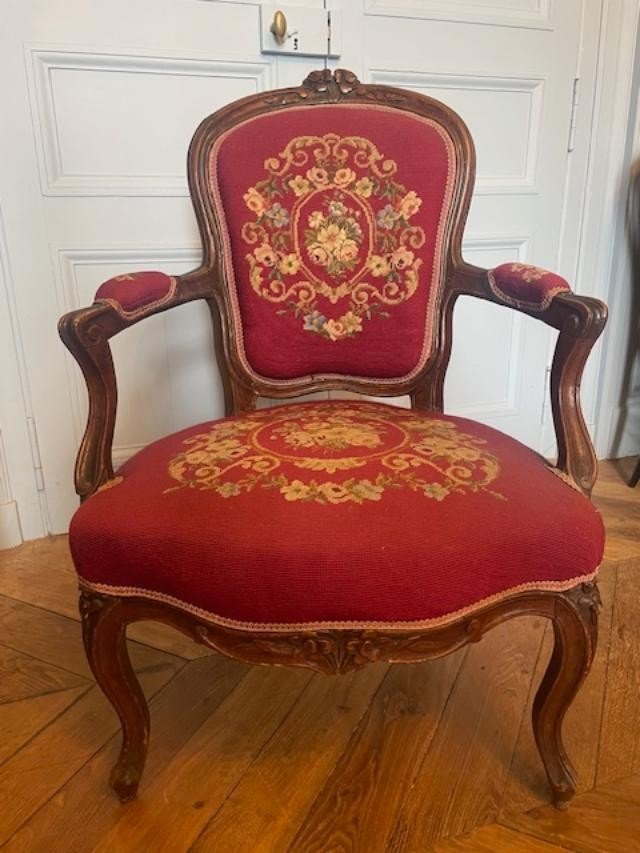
[594,5,640,460]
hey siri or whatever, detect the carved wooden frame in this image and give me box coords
[59,69,607,808]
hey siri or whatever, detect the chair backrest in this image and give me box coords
[188,69,475,410]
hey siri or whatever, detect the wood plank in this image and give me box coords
[0,653,181,846]
[91,665,313,853]
[0,595,93,679]
[593,459,640,562]
[501,774,640,853]
[192,663,390,852]
[0,687,87,765]
[386,617,545,850]
[430,822,566,852]
[501,560,618,815]
[289,652,465,853]
[5,654,249,853]
[0,536,207,660]
[0,644,88,703]
[596,559,640,785]
[0,594,183,679]
[0,536,78,618]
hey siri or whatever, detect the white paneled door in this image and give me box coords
[1,0,595,537]
[335,0,592,444]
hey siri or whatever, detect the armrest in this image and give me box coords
[58,267,214,501]
[452,261,607,497]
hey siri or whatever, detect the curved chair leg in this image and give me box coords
[80,590,150,802]
[532,582,599,809]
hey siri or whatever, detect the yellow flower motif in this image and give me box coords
[368,255,391,277]
[399,190,422,219]
[422,483,449,501]
[217,482,242,498]
[340,311,363,335]
[278,420,382,450]
[288,175,311,197]
[317,223,347,251]
[250,265,263,288]
[243,187,265,215]
[308,244,329,266]
[391,247,415,270]
[323,318,348,341]
[280,479,311,501]
[308,210,324,229]
[317,482,351,503]
[338,240,359,262]
[350,479,384,502]
[306,167,329,187]
[354,177,374,198]
[334,168,356,188]
[254,244,277,267]
[278,253,302,276]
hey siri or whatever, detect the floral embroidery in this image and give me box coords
[241,134,426,341]
[166,403,504,505]
[509,264,552,283]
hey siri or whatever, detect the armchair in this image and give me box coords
[59,69,607,809]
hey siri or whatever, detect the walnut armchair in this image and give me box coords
[59,69,607,809]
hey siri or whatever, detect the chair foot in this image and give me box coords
[110,760,143,803]
[80,590,150,801]
[532,582,599,809]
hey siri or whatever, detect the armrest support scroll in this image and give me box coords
[58,267,214,500]
[451,262,607,496]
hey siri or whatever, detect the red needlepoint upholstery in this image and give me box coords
[94,271,177,319]
[209,105,456,383]
[488,263,571,312]
[69,401,604,630]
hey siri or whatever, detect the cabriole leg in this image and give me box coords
[80,590,150,802]
[532,582,599,809]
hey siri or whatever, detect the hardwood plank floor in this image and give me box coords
[0,458,637,851]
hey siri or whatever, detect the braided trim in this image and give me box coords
[79,570,599,634]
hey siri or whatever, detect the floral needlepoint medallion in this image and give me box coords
[241,134,426,341]
[166,403,505,506]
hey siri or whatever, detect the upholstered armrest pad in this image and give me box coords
[94,271,177,319]
[488,263,571,312]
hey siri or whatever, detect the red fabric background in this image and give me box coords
[490,263,570,309]
[211,106,454,381]
[69,401,604,627]
[95,271,173,312]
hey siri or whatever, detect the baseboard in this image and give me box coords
[0,499,22,549]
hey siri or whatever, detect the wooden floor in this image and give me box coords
[0,458,639,852]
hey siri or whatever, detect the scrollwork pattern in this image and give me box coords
[242,133,426,341]
[166,402,504,506]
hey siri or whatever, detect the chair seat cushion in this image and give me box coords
[69,401,604,630]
